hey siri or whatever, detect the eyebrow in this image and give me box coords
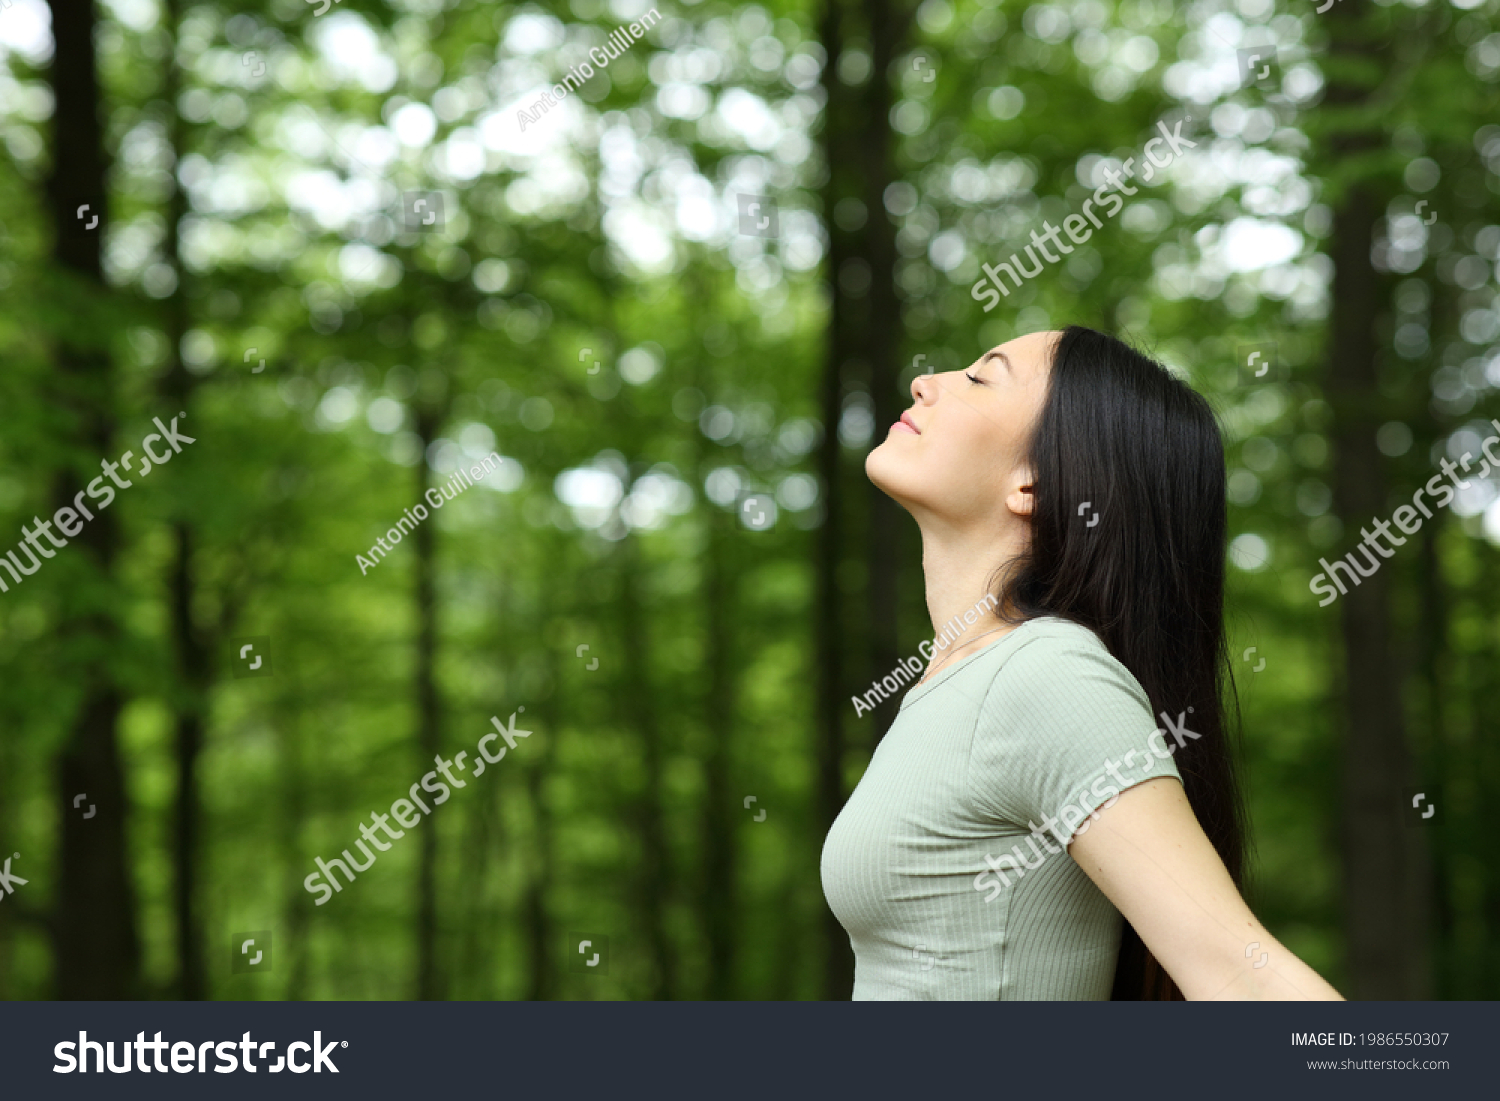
[984,349,1012,372]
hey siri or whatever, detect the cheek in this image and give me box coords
[943,412,1005,471]
[941,419,1017,502]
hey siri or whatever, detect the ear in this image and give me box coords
[1004,466,1035,519]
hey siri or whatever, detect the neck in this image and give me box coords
[915,510,1026,655]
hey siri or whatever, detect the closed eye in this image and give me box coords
[965,371,983,384]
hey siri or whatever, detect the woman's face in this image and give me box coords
[866,330,1059,529]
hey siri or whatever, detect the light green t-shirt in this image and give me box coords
[820,615,1184,1000]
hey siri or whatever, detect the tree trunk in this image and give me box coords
[169,526,208,1000]
[1467,546,1500,996]
[1415,523,1450,993]
[814,0,854,1002]
[454,728,502,1000]
[522,636,560,1001]
[699,494,737,999]
[686,272,738,1000]
[277,692,311,1000]
[47,0,139,1000]
[161,0,208,1001]
[618,532,676,999]
[414,407,444,1000]
[1322,4,1427,999]
[815,0,914,1000]
[860,0,907,750]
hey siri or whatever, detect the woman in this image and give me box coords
[820,326,1342,1000]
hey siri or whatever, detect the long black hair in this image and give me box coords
[996,325,1245,1001]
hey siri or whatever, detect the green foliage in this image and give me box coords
[1,0,1497,999]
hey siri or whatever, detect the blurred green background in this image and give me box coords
[0,0,1496,1000]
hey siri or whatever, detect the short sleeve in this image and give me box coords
[964,627,1182,842]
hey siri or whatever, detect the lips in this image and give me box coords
[893,411,921,435]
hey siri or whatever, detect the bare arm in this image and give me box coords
[1068,777,1343,1000]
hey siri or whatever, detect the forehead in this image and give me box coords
[987,330,1062,380]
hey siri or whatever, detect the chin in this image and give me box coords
[864,438,916,506]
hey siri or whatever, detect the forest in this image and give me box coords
[0,0,1496,1000]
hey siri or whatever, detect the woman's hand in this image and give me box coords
[1068,777,1344,1000]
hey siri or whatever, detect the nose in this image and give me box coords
[911,371,938,404]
